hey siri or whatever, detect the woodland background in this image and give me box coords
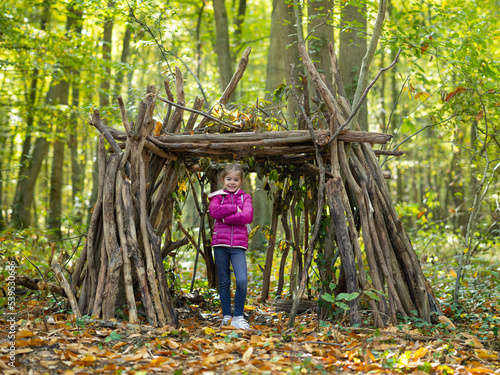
[0,0,499,317]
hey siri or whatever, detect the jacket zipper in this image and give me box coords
[230,193,234,246]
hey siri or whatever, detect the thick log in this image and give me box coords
[140,159,177,326]
[122,178,158,326]
[138,159,167,327]
[360,143,432,321]
[337,141,384,327]
[326,178,361,326]
[101,154,124,321]
[73,136,107,297]
[275,299,317,314]
[348,153,389,324]
[92,230,108,316]
[156,129,392,145]
[115,173,138,324]
[17,276,64,296]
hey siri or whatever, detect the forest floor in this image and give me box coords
[1,284,499,375]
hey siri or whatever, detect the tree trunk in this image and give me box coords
[11,1,51,229]
[339,0,368,130]
[11,80,64,229]
[212,0,234,92]
[232,0,247,60]
[68,7,84,226]
[283,0,304,121]
[115,8,133,95]
[307,0,334,84]
[265,0,286,100]
[89,2,115,224]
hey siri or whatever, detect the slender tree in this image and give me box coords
[212,0,234,91]
[264,0,286,100]
[307,0,334,84]
[339,0,368,130]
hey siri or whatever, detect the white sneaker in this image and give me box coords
[221,315,232,327]
[231,316,252,331]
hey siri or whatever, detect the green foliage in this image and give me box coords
[321,283,359,312]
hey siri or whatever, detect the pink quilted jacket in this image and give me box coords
[208,189,253,250]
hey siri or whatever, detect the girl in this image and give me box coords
[208,164,253,330]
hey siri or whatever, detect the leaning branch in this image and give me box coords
[326,49,401,148]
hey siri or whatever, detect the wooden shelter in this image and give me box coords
[70,46,441,328]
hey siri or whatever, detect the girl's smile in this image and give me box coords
[223,171,242,193]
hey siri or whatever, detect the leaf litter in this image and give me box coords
[1,297,499,375]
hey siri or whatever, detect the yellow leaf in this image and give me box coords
[79,355,97,364]
[437,365,454,374]
[418,91,431,101]
[154,121,162,136]
[204,327,215,335]
[411,346,429,360]
[466,367,496,374]
[464,248,469,253]
[449,269,457,278]
[367,349,376,362]
[244,305,256,311]
[475,349,498,359]
[150,357,168,366]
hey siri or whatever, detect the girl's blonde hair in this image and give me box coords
[221,164,245,179]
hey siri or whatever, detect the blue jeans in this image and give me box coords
[213,247,248,317]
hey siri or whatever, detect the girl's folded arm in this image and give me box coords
[209,196,238,218]
[222,196,253,225]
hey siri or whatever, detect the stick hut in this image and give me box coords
[71,46,440,328]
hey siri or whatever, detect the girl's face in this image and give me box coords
[222,171,242,193]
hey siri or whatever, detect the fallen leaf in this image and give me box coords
[242,346,253,362]
[15,330,35,339]
[150,357,168,366]
[204,327,216,335]
[411,346,429,360]
[474,349,498,360]
[438,315,456,329]
[466,367,496,374]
